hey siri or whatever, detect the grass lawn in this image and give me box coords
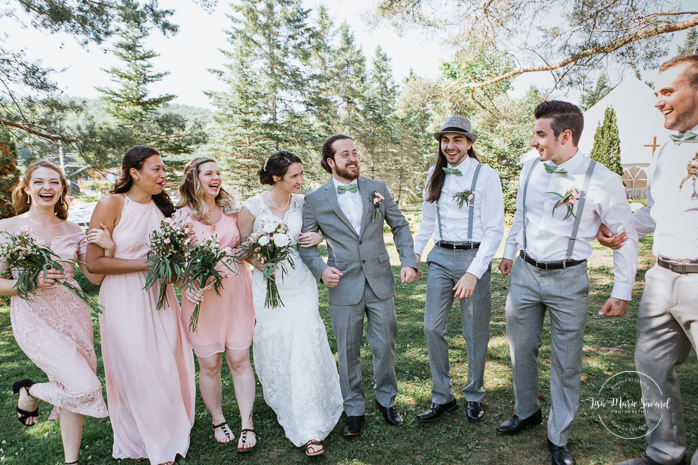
[0,234,696,464]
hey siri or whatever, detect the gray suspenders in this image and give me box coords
[522,159,597,259]
[436,162,483,243]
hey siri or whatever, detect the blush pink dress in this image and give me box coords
[177,207,254,357]
[10,232,108,420]
[98,195,195,464]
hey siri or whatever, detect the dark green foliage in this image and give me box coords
[678,27,698,54]
[582,75,614,111]
[0,128,20,219]
[590,106,623,176]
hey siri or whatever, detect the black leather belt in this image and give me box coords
[435,241,480,250]
[520,251,585,270]
[657,256,698,274]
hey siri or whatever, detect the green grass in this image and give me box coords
[0,235,696,464]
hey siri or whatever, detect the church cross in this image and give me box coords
[644,136,660,156]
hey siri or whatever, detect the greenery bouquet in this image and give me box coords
[0,228,102,316]
[144,215,194,310]
[183,236,237,333]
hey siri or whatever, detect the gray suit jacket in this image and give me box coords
[299,176,417,306]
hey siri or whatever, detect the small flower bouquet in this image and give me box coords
[183,237,237,333]
[0,228,102,316]
[144,216,194,310]
[371,191,384,223]
[452,190,475,208]
[235,219,295,308]
[547,187,579,220]
[679,153,698,200]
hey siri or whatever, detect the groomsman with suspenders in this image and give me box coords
[414,116,504,423]
[608,54,698,465]
[497,101,638,465]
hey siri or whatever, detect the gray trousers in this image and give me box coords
[636,265,698,465]
[424,246,491,404]
[329,281,398,416]
[505,257,590,446]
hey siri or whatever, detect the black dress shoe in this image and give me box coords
[343,415,365,436]
[467,401,485,422]
[495,408,542,435]
[548,439,575,465]
[374,400,404,427]
[416,399,458,422]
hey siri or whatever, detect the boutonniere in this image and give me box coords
[452,190,474,209]
[371,191,384,223]
[547,187,579,220]
[679,153,698,200]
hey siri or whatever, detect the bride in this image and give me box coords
[238,150,343,457]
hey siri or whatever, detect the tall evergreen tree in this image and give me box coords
[0,128,20,219]
[590,106,623,176]
[207,48,274,192]
[581,75,613,110]
[358,47,400,183]
[79,21,207,169]
[678,27,698,54]
[334,23,368,137]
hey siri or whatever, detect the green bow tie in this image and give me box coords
[442,167,462,176]
[670,131,698,145]
[337,183,358,194]
[544,163,568,176]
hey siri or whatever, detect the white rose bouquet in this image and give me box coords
[0,228,102,316]
[235,219,295,308]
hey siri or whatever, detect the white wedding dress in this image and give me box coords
[242,193,343,446]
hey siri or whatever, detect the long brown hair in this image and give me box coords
[176,157,238,226]
[425,140,481,203]
[111,146,175,218]
[12,160,69,220]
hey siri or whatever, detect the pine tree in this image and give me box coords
[581,75,613,110]
[590,106,623,176]
[334,23,367,137]
[358,47,399,184]
[207,48,274,193]
[80,21,207,169]
[0,128,20,219]
[678,27,698,54]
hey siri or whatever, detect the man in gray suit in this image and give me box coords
[299,134,418,437]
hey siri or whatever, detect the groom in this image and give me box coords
[299,134,418,436]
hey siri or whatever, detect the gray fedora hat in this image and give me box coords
[433,115,478,143]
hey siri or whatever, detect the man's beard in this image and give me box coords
[335,163,360,181]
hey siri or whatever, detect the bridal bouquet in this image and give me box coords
[0,228,102,316]
[235,219,295,308]
[144,216,194,310]
[183,236,237,333]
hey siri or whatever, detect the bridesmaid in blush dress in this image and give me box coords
[0,160,108,465]
[86,146,195,465]
[174,157,257,451]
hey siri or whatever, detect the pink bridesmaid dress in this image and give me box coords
[177,207,254,356]
[98,195,195,464]
[10,232,108,420]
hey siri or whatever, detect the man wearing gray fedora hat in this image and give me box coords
[414,115,504,423]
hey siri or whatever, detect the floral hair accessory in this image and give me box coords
[547,187,579,220]
[371,191,384,223]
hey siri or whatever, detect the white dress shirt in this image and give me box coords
[414,157,505,279]
[632,123,698,260]
[503,152,638,300]
[333,177,363,235]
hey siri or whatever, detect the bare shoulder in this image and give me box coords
[95,194,124,214]
[0,216,23,233]
[64,221,84,234]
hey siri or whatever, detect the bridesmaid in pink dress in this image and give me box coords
[0,160,109,465]
[174,157,256,450]
[86,146,195,465]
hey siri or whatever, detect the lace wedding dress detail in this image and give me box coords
[242,193,343,446]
